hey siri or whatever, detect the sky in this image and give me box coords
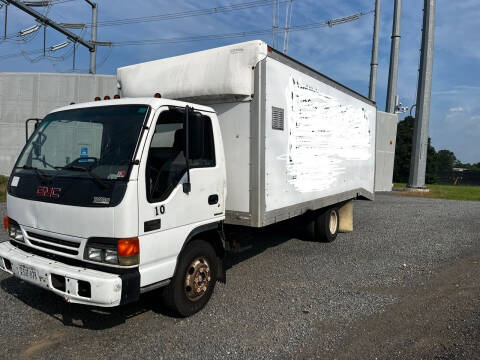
[1,0,479,163]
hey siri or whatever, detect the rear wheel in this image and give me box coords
[305,208,339,242]
[162,239,218,317]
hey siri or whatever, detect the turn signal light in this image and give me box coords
[118,237,139,256]
[3,217,8,230]
[154,93,161,98]
[117,237,139,266]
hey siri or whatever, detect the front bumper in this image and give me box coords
[0,241,138,307]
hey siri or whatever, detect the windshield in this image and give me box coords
[15,105,149,180]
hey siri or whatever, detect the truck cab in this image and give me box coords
[1,97,227,316]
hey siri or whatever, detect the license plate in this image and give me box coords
[14,263,38,282]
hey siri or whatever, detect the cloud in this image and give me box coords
[430,85,480,162]
[448,107,464,113]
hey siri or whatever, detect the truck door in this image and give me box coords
[137,106,225,286]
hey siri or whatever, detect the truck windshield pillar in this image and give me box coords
[183,106,191,194]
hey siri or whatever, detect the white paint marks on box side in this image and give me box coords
[284,76,372,192]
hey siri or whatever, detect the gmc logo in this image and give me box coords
[36,186,61,198]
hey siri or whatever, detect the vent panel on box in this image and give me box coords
[272,107,284,130]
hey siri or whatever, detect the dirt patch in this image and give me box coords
[299,255,480,359]
[19,331,65,360]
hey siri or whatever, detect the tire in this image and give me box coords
[305,208,339,243]
[162,239,218,317]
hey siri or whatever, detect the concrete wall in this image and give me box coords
[0,72,117,176]
[375,111,398,191]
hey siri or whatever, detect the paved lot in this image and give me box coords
[0,193,479,359]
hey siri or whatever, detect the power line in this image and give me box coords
[0,47,47,59]
[110,11,372,47]
[48,0,78,4]
[83,0,291,28]
[4,0,93,49]
[0,0,287,41]
[0,10,372,68]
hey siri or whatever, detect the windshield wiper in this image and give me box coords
[18,165,50,183]
[61,165,109,189]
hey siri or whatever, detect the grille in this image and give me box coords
[27,231,80,256]
[272,106,284,130]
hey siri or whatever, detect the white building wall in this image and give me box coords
[0,72,117,176]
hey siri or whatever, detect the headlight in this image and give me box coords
[5,218,24,243]
[85,237,139,266]
[86,246,119,264]
[87,247,103,262]
[105,249,119,264]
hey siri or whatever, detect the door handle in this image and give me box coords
[208,194,219,205]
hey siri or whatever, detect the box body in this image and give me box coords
[117,41,376,227]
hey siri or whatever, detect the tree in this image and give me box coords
[436,150,456,172]
[425,138,438,184]
[393,116,438,184]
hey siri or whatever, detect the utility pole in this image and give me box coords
[368,0,380,101]
[282,0,293,54]
[3,2,8,40]
[84,0,97,74]
[272,0,276,47]
[385,0,401,113]
[408,0,436,188]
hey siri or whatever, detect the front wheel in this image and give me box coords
[162,240,218,317]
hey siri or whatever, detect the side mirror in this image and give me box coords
[25,118,42,142]
[183,182,191,194]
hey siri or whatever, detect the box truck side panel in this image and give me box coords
[263,56,376,213]
[212,102,251,214]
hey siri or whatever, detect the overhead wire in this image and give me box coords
[0,0,283,48]
[83,0,291,28]
[0,0,372,75]
[109,10,373,47]
[0,10,373,60]
[48,0,77,4]
[0,1,53,43]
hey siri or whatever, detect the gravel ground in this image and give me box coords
[0,193,479,359]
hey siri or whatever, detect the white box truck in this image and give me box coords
[0,40,376,316]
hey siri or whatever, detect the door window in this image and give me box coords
[146,108,215,202]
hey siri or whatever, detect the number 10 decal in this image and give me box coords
[154,205,165,216]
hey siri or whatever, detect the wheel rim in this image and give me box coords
[329,210,338,235]
[184,256,211,302]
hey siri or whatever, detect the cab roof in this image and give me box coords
[50,97,216,114]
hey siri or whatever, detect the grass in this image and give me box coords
[393,183,480,201]
[0,176,7,202]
